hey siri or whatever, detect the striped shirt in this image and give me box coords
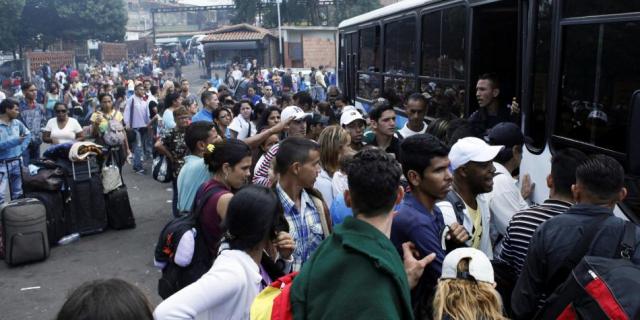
[498,199,572,275]
[253,143,279,186]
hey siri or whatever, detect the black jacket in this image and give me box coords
[511,204,640,319]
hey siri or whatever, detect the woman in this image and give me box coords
[42,102,84,145]
[154,185,294,320]
[213,106,233,140]
[228,100,256,140]
[155,106,191,217]
[162,92,183,134]
[256,106,281,133]
[90,93,131,170]
[432,248,507,320]
[314,125,352,207]
[44,83,60,119]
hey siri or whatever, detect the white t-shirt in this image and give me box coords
[44,117,83,144]
[398,122,427,139]
[228,116,256,140]
[0,91,6,102]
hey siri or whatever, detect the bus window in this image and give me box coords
[420,79,465,118]
[563,1,640,18]
[339,34,346,94]
[384,18,417,75]
[359,26,380,72]
[421,6,466,79]
[526,0,552,150]
[384,76,415,102]
[555,21,640,153]
[358,73,381,100]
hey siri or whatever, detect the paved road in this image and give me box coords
[0,63,207,319]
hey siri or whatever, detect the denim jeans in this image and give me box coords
[0,159,23,205]
[133,128,152,172]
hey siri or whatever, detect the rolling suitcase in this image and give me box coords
[66,159,107,235]
[1,158,49,266]
[105,185,136,230]
[24,191,67,246]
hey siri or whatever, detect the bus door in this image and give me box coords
[344,32,358,103]
[469,0,523,114]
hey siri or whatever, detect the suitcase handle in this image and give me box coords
[1,157,24,201]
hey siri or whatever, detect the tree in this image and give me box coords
[0,0,26,55]
[53,0,127,42]
[233,0,258,25]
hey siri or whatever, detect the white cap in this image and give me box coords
[340,107,365,126]
[449,137,503,171]
[281,106,309,121]
[441,248,494,284]
[207,87,218,93]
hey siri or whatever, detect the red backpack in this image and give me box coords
[250,272,298,320]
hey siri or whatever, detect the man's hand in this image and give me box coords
[273,231,295,259]
[510,98,520,115]
[402,242,436,289]
[446,222,470,243]
[269,115,295,134]
[521,173,535,199]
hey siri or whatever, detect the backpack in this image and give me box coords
[534,221,640,320]
[154,184,223,299]
[444,191,466,226]
[103,119,126,146]
[250,272,299,320]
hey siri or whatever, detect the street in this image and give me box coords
[0,63,208,320]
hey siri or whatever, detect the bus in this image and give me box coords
[337,0,640,222]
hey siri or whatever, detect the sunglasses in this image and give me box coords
[55,109,68,114]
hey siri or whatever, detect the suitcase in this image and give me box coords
[2,198,50,266]
[105,185,136,230]
[24,191,67,246]
[67,174,108,235]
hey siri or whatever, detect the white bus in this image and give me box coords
[337,0,640,222]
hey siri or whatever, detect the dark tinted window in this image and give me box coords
[420,79,465,118]
[421,6,466,79]
[527,0,552,149]
[358,73,382,100]
[359,26,381,72]
[384,76,416,102]
[563,1,640,18]
[384,18,417,74]
[555,22,640,153]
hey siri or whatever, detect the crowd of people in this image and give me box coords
[1,51,639,320]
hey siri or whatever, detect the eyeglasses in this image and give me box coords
[55,109,67,114]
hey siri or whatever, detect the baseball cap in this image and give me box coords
[486,122,532,147]
[340,107,365,126]
[281,106,310,121]
[449,137,503,171]
[441,248,495,284]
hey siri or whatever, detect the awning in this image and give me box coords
[204,41,259,51]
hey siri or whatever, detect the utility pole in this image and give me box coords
[277,0,283,67]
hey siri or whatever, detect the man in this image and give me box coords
[143,79,156,103]
[392,134,464,314]
[0,99,31,205]
[313,65,327,102]
[436,137,503,258]
[469,73,519,133]
[293,91,314,112]
[399,93,428,138]
[486,122,534,249]
[282,68,293,92]
[331,94,349,118]
[233,71,251,101]
[499,148,587,275]
[192,91,219,123]
[176,121,220,212]
[243,86,261,106]
[274,137,330,271]
[260,85,277,107]
[18,82,44,165]
[367,103,401,158]
[291,148,436,319]
[340,107,366,151]
[253,106,310,186]
[231,64,242,82]
[179,79,198,109]
[512,154,640,319]
[124,83,152,174]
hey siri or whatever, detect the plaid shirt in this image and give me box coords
[19,100,45,145]
[276,183,324,271]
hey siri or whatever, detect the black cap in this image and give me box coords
[486,122,532,147]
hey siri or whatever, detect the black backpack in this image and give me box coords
[154,184,223,299]
[534,221,640,320]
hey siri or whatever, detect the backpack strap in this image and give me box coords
[445,191,466,226]
[618,221,637,259]
[191,184,227,220]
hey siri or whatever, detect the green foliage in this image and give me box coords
[0,0,26,52]
[248,0,380,28]
[233,0,259,24]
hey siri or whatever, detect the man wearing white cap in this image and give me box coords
[340,106,366,151]
[436,137,503,258]
[252,105,310,186]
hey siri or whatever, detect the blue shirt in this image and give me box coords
[330,195,353,226]
[391,193,446,306]
[0,118,31,160]
[191,109,213,123]
[19,100,44,145]
[176,155,212,212]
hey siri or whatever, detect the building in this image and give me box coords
[276,26,338,69]
[201,24,279,69]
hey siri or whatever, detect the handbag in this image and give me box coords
[152,155,173,183]
[126,98,136,144]
[102,153,123,194]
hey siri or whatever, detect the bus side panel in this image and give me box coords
[521,145,552,205]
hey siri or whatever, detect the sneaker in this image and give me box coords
[135,169,146,175]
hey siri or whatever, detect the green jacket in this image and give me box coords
[290,216,414,320]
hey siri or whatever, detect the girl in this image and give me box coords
[314,125,352,208]
[229,100,256,140]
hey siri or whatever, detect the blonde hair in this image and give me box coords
[432,259,508,320]
[318,125,350,176]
